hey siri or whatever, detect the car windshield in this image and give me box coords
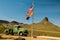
[18,26,22,28]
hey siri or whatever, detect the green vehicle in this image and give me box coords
[4,25,28,36]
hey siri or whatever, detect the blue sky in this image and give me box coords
[0,0,60,26]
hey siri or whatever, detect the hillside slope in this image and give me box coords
[33,17,60,32]
[22,17,60,32]
[0,17,60,37]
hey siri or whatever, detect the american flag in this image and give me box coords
[26,6,33,20]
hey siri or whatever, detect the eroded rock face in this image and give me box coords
[43,17,48,22]
[44,17,48,21]
[41,17,49,24]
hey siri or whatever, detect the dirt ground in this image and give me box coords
[22,36,60,40]
[0,34,60,40]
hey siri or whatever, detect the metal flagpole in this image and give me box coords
[31,0,34,37]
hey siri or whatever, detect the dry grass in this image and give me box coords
[27,29,60,37]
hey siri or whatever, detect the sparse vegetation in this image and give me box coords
[0,24,5,33]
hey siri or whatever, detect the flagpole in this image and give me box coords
[31,0,34,37]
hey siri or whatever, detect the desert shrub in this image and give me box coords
[0,24,5,33]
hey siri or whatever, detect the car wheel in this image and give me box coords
[5,31,9,35]
[19,32,23,36]
[23,33,28,36]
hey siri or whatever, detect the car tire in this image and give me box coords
[23,33,28,36]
